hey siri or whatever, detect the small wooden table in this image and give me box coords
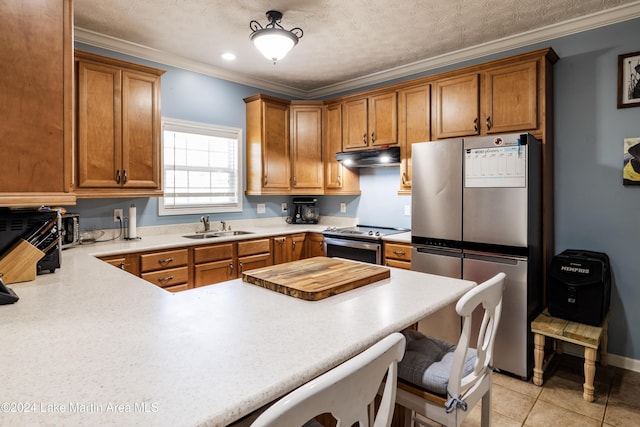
[531,310,609,402]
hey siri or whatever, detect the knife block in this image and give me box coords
[0,239,45,284]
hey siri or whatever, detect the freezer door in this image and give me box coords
[411,140,463,242]
[412,246,462,343]
[411,246,462,278]
[462,134,537,248]
[462,251,530,379]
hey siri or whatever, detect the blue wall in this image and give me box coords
[73,17,640,361]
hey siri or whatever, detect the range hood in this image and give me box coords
[335,146,400,168]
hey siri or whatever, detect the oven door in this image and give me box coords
[323,237,381,265]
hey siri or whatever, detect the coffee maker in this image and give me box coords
[290,197,319,224]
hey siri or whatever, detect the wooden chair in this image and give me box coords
[395,272,506,427]
[251,332,406,427]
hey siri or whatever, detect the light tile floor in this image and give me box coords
[417,354,640,427]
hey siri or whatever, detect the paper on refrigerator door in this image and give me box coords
[464,146,526,188]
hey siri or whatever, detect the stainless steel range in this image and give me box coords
[322,225,410,265]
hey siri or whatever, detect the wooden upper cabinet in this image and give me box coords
[0,0,75,207]
[342,97,369,150]
[245,94,291,195]
[290,102,324,193]
[398,84,431,193]
[433,73,480,139]
[342,91,397,150]
[324,103,360,194]
[483,61,537,134]
[75,50,164,197]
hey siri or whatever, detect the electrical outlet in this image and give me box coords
[404,205,411,216]
[257,203,266,214]
[114,208,123,222]
[281,202,287,213]
[340,202,346,213]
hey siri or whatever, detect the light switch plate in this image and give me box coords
[340,203,346,213]
[404,205,411,216]
[257,203,266,214]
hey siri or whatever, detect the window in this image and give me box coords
[159,118,243,216]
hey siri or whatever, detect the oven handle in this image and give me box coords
[323,236,381,251]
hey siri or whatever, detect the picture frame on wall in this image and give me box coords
[623,137,640,185]
[618,51,640,108]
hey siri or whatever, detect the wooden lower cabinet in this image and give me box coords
[305,232,325,258]
[139,248,189,291]
[141,266,189,290]
[99,253,140,276]
[193,243,235,287]
[383,242,411,270]
[238,238,272,275]
[273,233,305,264]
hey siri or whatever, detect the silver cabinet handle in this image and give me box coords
[158,257,174,265]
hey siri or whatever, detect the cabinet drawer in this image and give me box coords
[385,259,411,270]
[384,243,411,261]
[193,243,234,264]
[238,238,271,257]
[141,266,188,288]
[164,283,191,293]
[140,249,188,273]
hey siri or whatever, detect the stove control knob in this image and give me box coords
[368,230,373,235]
[375,231,381,236]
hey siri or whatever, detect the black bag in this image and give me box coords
[547,249,611,326]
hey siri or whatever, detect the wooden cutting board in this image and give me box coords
[242,256,391,301]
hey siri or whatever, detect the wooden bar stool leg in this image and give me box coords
[533,333,545,386]
[583,347,597,402]
[600,320,609,367]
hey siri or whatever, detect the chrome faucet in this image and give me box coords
[201,216,210,232]
[220,220,227,231]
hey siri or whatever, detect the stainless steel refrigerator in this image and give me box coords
[411,133,542,379]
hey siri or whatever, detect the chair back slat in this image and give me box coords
[448,273,506,399]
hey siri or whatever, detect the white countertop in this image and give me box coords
[0,222,472,426]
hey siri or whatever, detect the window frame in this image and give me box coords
[159,117,243,216]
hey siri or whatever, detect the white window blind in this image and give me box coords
[159,118,243,215]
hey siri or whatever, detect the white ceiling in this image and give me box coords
[74,0,640,98]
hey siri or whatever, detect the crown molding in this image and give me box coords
[75,1,640,99]
[74,28,308,98]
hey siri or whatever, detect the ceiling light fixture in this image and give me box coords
[249,10,303,64]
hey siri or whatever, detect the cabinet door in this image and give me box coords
[0,0,74,205]
[324,103,360,194]
[398,84,430,192]
[291,104,323,191]
[369,92,397,147]
[239,253,271,275]
[483,61,537,134]
[433,73,480,139]
[122,70,161,188]
[342,98,369,150]
[324,103,343,189]
[272,236,288,265]
[262,101,291,190]
[305,233,325,258]
[290,234,306,262]
[76,60,122,188]
[194,259,235,287]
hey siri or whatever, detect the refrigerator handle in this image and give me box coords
[415,246,462,257]
[463,251,524,264]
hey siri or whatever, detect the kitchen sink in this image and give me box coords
[211,230,253,236]
[182,231,253,239]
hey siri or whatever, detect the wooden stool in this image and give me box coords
[531,309,609,402]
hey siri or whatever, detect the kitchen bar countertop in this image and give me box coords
[0,222,472,426]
